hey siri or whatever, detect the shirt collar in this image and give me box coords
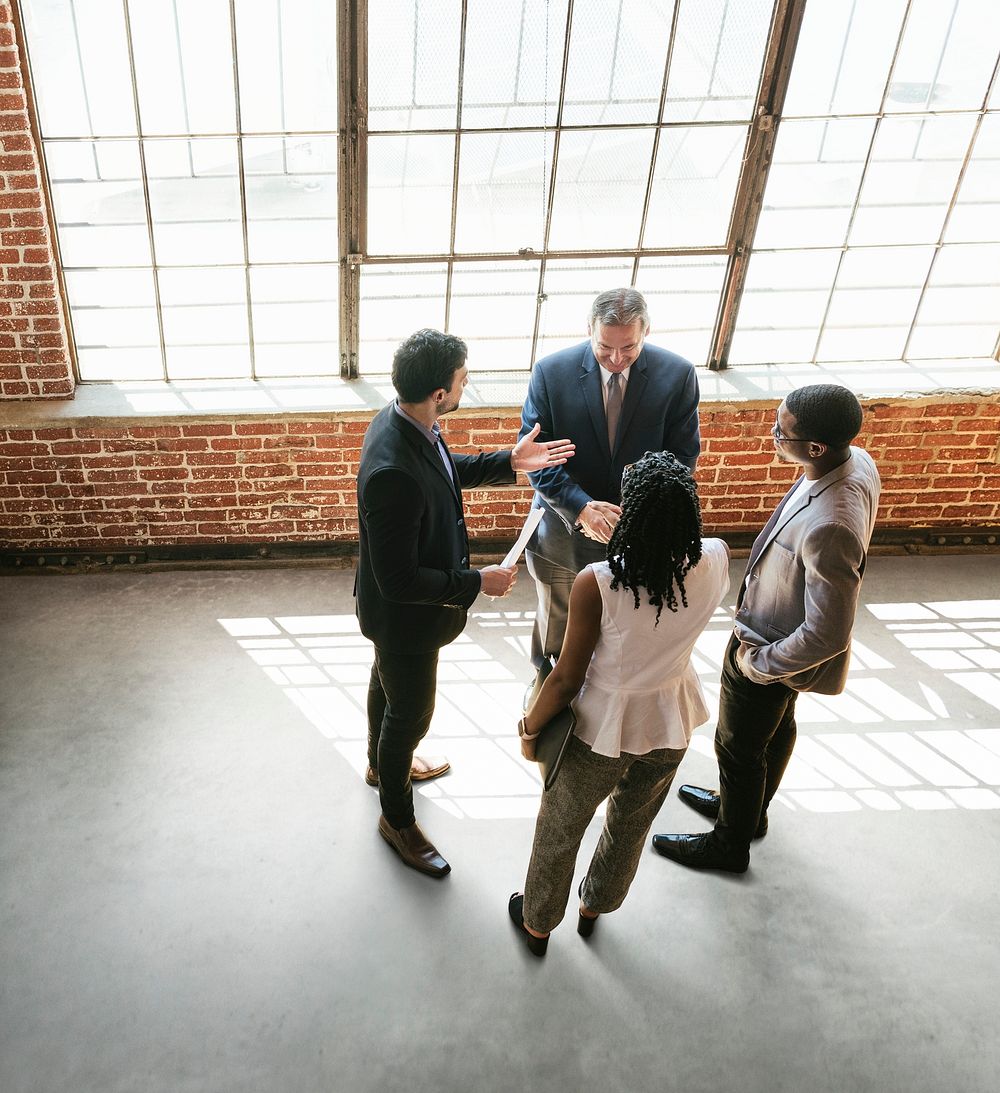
[393,400,442,446]
[598,363,632,387]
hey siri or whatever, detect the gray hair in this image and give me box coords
[589,287,649,329]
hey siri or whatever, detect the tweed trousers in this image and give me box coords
[523,734,686,934]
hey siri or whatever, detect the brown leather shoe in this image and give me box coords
[378,815,451,877]
[365,755,451,787]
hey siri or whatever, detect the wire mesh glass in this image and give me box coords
[448,261,541,371]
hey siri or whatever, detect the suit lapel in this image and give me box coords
[391,408,461,502]
[613,352,647,457]
[580,348,611,459]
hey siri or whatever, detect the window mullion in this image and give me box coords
[339,0,365,379]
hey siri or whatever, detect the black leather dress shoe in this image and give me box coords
[378,816,450,877]
[677,784,768,839]
[651,832,749,873]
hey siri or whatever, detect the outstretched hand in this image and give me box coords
[510,423,575,474]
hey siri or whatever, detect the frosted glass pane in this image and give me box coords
[784,0,908,117]
[360,265,448,372]
[235,0,337,132]
[65,268,161,382]
[638,256,728,366]
[946,114,1000,244]
[250,265,339,378]
[460,0,567,128]
[817,247,933,361]
[367,135,455,255]
[48,141,150,267]
[643,125,745,247]
[454,132,550,254]
[244,137,337,262]
[368,0,460,131]
[664,0,772,123]
[561,0,673,126]
[850,115,978,246]
[146,139,243,265]
[756,118,875,248]
[534,259,634,360]
[885,0,998,114]
[130,0,236,135]
[908,244,1000,359]
[21,0,136,136]
[729,250,841,365]
[547,130,654,251]
[448,262,540,371]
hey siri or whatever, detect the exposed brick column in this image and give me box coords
[0,2,74,400]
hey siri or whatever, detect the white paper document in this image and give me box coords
[500,507,544,569]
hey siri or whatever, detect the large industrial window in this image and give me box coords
[17,0,1000,383]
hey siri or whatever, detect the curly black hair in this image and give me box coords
[606,451,704,623]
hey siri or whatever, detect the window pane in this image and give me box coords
[244,137,337,262]
[886,0,998,114]
[664,0,772,123]
[561,0,673,126]
[47,141,151,267]
[729,249,842,365]
[454,132,551,254]
[642,125,746,247]
[638,255,728,366]
[360,264,448,372]
[756,118,876,249]
[63,269,161,381]
[547,129,654,251]
[534,258,634,360]
[849,114,979,246]
[129,0,236,135]
[145,139,244,265]
[907,244,1000,358]
[783,0,908,117]
[817,246,934,361]
[448,262,540,371]
[368,0,460,131]
[21,0,136,136]
[367,135,456,255]
[460,0,567,128]
[946,114,1000,244]
[159,267,250,379]
[251,265,339,378]
[235,0,337,132]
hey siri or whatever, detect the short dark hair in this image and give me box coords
[589,287,649,329]
[785,384,863,448]
[606,451,703,624]
[392,329,468,402]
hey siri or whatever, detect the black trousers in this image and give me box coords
[714,633,799,851]
[366,646,439,829]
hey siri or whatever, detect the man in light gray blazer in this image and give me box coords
[653,384,880,874]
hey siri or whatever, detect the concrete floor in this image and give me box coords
[1,555,998,1093]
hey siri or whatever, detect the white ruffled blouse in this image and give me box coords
[572,538,731,758]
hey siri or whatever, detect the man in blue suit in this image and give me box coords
[519,287,701,671]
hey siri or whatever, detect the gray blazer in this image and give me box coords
[734,447,880,695]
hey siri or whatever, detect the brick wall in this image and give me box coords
[2,396,999,551]
[0,2,74,400]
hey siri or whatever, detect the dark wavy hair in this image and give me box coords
[392,328,468,402]
[606,451,703,624]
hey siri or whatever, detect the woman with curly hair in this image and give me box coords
[508,451,730,956]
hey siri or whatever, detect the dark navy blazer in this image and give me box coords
[519,339,700,570]
[355,403,515,654]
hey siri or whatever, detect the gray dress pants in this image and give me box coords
[523,735,686,934]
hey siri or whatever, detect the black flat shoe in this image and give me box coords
[577,878,598,938]
[508,893,548,956]
[677,785,768,839]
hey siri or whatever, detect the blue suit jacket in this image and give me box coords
[519,340,701,571]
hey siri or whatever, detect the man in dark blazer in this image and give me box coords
[519,287,701,671]
[356,328,574,878]
[653,384,880,874]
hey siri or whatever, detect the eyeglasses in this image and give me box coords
[771,419,818,445]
